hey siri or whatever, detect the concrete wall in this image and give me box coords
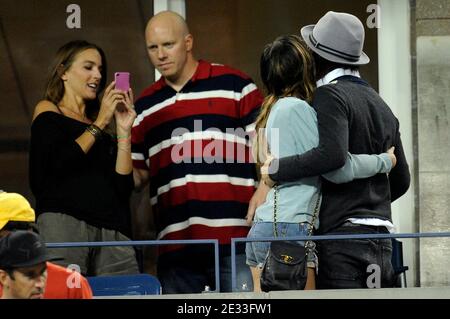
[414,0,450,286]
[378,0,417,287]
[378,0,450,288]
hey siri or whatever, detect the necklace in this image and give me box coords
[58,104,89,123]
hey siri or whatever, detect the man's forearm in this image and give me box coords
[269,146,346,183]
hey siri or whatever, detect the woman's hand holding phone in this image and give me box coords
[114,72,132,114]
[95,71,135,136]
[113,72,136,132]
[96,81,126,129]
[114,86,136,135]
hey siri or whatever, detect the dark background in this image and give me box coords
[0,0,378,272]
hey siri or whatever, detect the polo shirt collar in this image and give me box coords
[190,60,212,82]
[156,60,211,91]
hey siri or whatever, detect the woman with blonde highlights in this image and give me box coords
[246,35,396,292]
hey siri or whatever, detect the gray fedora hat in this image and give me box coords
[301,11,370,65]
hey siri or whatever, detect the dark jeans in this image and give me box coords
[317,222,396,289]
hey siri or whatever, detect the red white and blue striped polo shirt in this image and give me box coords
[131,60,263,256]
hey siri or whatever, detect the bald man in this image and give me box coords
[131,11,265,294]
[143,11,195,91]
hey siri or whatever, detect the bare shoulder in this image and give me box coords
[33,100,60,121]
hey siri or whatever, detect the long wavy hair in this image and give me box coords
[254,35,315,165]
[44,40,107,121]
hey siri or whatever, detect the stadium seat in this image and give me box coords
[87,274,162,296]
[391,238,409,287]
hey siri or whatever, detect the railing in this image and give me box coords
[45,232,450,294]
[46,239,221,292]
[230,232,450,292]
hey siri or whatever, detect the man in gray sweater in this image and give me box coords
[263,11,410,289]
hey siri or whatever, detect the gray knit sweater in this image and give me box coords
[269,76,410,234]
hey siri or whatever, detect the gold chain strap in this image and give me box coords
[308,192,321,236]
[272,185,320,243]
[273,185,279,237]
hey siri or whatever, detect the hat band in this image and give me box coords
[310,34,360,62]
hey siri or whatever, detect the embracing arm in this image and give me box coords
[323,148,395,184]
[269,87,349,183]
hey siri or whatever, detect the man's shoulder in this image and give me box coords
[317,76,375,95]
[46,262,72,277]
[273,97,315,123]
[314,79,361,103]
[316,79,348,92]
[44,262,92,299]
[134,78,169,115]
[138,78,167,100]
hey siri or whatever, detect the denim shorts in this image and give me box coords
[246,222,317,269]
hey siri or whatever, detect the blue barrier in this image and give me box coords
[46,239,221,293]
[45,232,450,293]
[230,231,450,292]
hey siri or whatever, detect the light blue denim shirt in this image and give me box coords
[255,97,392,226]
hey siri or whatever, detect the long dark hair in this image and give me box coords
[254,35,315,165]
[44,40,107,121]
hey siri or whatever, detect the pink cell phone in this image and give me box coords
[114,72,130,91]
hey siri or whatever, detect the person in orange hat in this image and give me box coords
[0,192,92,299]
